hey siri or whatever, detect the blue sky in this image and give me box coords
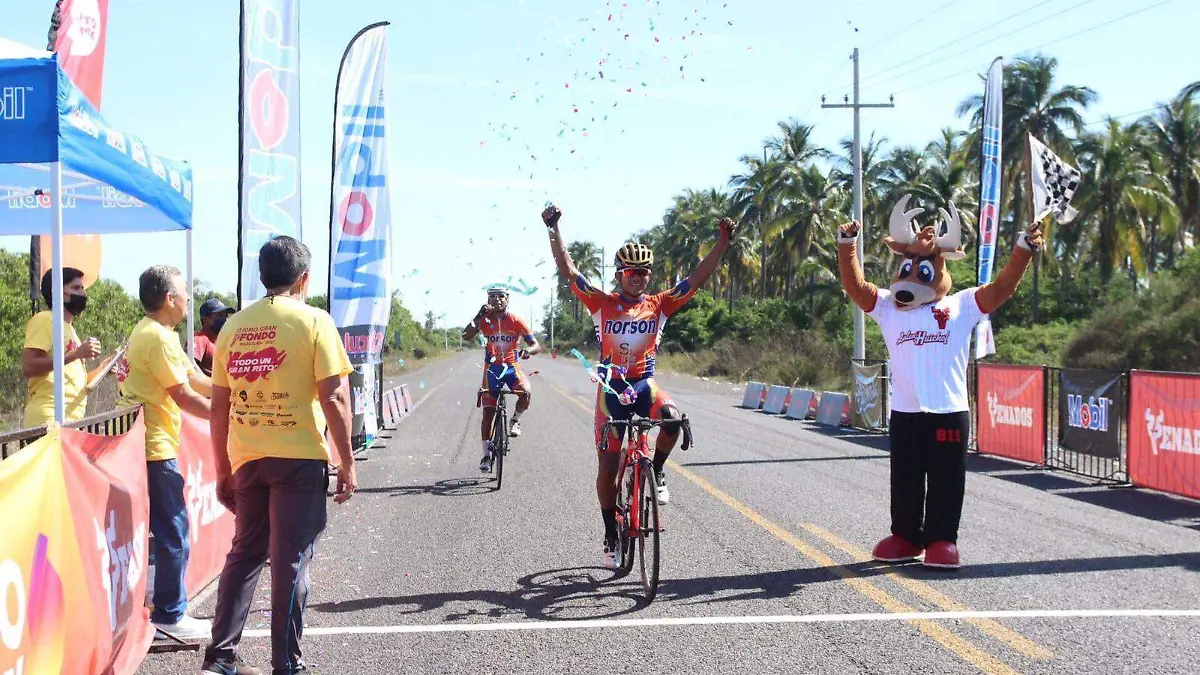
[2,0,1195,330]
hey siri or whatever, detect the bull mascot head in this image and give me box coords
[883,194,965,311]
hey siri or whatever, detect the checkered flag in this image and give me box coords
[1029,134,1082,224]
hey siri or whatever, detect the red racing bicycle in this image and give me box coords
[600,413,693,601]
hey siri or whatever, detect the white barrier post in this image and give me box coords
[785,389,816,420]
[763,385,790,414]
[740,382,767,409]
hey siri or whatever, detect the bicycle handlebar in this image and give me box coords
[599,414,694,452]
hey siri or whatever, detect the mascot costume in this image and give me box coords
[836,194,1043,569]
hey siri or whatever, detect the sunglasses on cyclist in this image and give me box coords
[620,268,651,279]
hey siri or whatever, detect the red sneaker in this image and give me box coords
[921,541,961,569]
[871,535,923,563]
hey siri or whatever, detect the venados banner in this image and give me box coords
[238,0,302,307]
[0,410,234,674]
[976,363,1046,465]
[1128,370,1200,501]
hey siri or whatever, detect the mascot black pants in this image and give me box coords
[888,410,971,547]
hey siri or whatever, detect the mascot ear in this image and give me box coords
[883,237,909,256]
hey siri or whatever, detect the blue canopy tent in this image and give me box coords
[0,38,195,424]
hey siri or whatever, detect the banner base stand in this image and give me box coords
[148,628,202,653]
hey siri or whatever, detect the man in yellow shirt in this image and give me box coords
[22,267,111,427]
[203,236,355,675]
[117,264,214,640]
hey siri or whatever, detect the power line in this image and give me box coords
[891,0,1176,96]
[861,0,1100,91]
[860,0,1067,85]
[861,0,968,52]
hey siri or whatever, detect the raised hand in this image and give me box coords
[542,204,562,229]
[718,217,738,242]
[837,221,861,243]
[1017,222,1044,252]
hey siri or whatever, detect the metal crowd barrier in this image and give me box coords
[0,405,141,460]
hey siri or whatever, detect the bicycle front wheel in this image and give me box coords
[492,408,507,490]
[637,459,660,600]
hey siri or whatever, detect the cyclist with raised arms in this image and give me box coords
[463,286,542,473]
[542,204,737,569]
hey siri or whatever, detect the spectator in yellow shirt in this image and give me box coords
[22,267,114,427]
[117,264,214,640]
[202,236,355,675]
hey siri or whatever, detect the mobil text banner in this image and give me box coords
[329,22,392,368]
[1057,368,1124,460]
[239,0,302,307]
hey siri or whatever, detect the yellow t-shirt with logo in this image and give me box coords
[117,317,191,461]
[212,295,353,473]
[23,310,88,427]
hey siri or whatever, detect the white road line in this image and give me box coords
[239,608,1200,638]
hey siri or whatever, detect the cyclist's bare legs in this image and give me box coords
[653,404,682,474]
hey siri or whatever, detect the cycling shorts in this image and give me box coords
[593,376,675,451]
[480,362,529,407]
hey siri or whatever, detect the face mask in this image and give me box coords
[64,293,87,316]
[211,317,227,334]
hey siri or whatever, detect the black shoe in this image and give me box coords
[202,658,263,675]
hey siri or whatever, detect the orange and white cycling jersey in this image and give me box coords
[479,312,535,365]
[569,274,696,379]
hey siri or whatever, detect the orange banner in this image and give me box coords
[1129,371,1200,500]
[976,364,1046,465]
[0,429,100,675]
[177,410,235,597]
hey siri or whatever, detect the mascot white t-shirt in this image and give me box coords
[869,287,985,415]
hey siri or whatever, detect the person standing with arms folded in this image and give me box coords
[117,265,214,639]
[201,236,357,675]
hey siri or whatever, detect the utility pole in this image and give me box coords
[599,247,608,289]
[822,47,894,361]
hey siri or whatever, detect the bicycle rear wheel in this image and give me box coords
[637,459,660,600]
[492,405,507,490]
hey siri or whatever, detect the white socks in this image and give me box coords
[481,440,492,458]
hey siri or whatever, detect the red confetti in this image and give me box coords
[608,13,612,19]
[564,82,570,88]
[625,87,632,92]
[573,107,579,112]
[624,34,630,39]
[654,37,659,43]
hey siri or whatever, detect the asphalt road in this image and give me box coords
[138,351,1200,675]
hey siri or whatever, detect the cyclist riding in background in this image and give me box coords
[462,286,542,473]
[542,203,737,569]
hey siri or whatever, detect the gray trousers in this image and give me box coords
[204,458,328,674]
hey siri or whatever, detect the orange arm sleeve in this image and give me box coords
[976,247,1033,314]
[837,242,878,313]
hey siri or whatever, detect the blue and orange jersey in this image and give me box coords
[570,274,697,379]
[479,312,536,365]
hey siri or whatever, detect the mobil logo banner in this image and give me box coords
[1057,368,1124,460]
[1129,370,1200,500]
[976,363,1046,465]
[329,23,391,367]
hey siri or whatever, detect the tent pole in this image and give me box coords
[186,229,195,359]
[51,161,66,425]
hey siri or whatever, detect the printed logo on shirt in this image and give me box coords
[227,347,287,382]
[231,325,278,346]
[932,306,950,330]
[986,392,1034,428]
[1144,408,1200,456]
[114,357,130,383]
[603,318,658,335]
[896,330,950,347]
[66,339,80,353]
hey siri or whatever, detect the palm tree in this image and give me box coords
[565,241,602,320]
[729,153,786,297]
[1141,89,1200,267]
[958,54,1097,248]
[1074,119,1177,285]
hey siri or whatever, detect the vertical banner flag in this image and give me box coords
[238,0,302,308]
[33,0,110,311]
[974,57,1003,359]
[329,22,392,446]
[850,361,886,431]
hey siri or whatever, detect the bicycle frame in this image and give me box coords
[600,415,693,536]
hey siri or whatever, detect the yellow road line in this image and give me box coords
[799,524,1054,661]
[550,384,1024,675]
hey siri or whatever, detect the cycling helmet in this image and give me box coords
[614,242,653,269]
